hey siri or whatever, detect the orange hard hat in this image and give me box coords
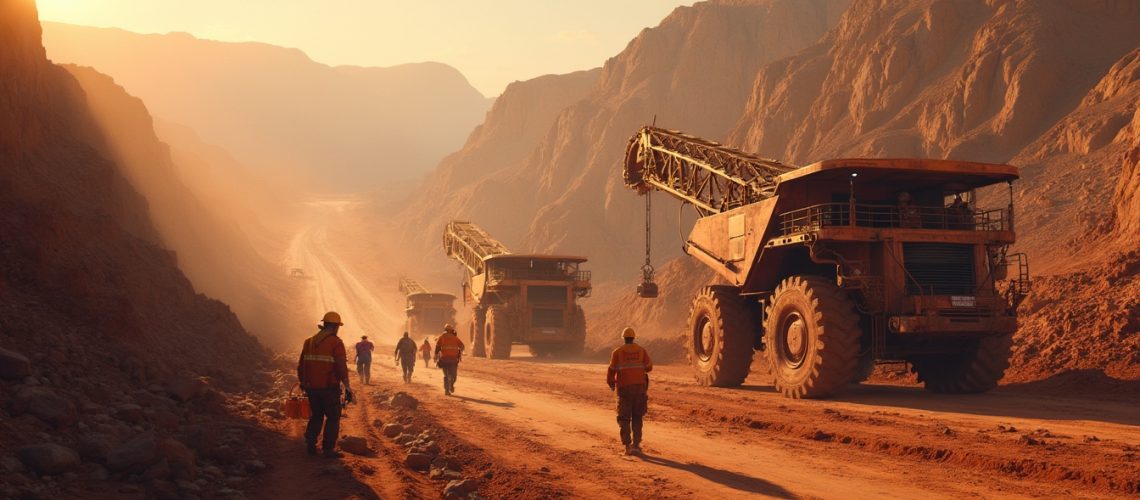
[322,311,344,325]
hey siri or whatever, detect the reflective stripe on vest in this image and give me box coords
[303,354,335,363]
[615,362,646,370]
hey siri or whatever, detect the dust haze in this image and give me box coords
[3,0,1139,498]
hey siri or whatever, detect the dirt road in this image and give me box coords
[264,202,1139,498]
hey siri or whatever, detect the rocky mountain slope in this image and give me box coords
[2,2,272,495]
[60,64,305,348]
[41,22,491,191]
[394,0,849,282]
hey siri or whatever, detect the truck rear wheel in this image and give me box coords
[486,306,513,360]
[558,305,587,358]
[470,309,486,358]
[764,276,860,399]
[911,334,1013,393]
[687,286,755,387]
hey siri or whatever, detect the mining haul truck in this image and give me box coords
[443,221,591,359]
[399,278,457,339]
[624,126,1030,399]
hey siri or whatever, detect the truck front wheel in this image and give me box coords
[687,286,755,387]
[910,334,1012,393]
[485,306,513,360]
[764,276,860,399]
[470,309,486,358]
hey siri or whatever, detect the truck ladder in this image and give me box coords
[443,221,512,276]
[623,126,797,215]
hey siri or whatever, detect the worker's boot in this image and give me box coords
[306,443,317,456]
[322,448,342,459]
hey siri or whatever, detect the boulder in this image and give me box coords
[107,434,159,471]
[390,392,418,410]
[444,478,478,499]
[339,436,371,456]
[115,404,145,423]
[0,347,31,380]
[17,443,80,475]
[158,438,196,480]
[382,423,404,438]
[405,452,433,471]
[394,433,416,446]
[12,386,77,427]
[78,433,119,463]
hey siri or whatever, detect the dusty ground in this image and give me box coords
[243,200,1139,499]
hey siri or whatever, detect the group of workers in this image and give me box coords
[296,311,653,458]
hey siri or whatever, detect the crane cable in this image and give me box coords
[642,192,654,282]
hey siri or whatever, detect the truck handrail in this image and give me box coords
[778,203,1011,236]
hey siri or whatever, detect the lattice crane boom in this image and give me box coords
[623,126,798,215]
[443,221,512,276]
[398,278,428,296]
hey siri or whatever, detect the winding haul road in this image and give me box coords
[272,200,1139,498]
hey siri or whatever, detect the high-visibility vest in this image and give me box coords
[298,331,345,389]
[436,334,464,362]
[608,344,653,389]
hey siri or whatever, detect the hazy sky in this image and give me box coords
[37,0,695,96]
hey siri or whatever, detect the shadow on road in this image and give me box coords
[639,453,795,498]
[832,379,1140,427]
[450,394,515,408]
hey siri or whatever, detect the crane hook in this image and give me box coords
[637,191,659,298]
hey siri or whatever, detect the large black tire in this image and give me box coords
[470,309,486,358]
[910,334,1013,393]
[555,306,587,358]
[687,285,756,387]
[485,306,513,360]
[764,276,861,399]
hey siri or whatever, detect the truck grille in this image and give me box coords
[531,308,564,328]
[903,243,975,295]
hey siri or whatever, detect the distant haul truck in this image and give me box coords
[399,278,456,338]
[443,221,591,359]
[624,126,1030,398]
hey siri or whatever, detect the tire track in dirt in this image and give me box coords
[460,359,1140,497]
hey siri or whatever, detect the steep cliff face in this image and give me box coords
[394,68,601,267]
[731,0,1140,163]
[61,65,304,347]
[0,1,266,380]
[41,22,491,191]
[398,0,849,279]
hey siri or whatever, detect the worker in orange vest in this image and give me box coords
[433,325,465,395]
[607,327,653,455]
[297,311,354,458]
[419,338,433,368]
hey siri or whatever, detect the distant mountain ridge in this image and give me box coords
[41,22,491,191]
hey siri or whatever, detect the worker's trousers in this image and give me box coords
[304,387,341,450]
[356,359,371,384]
[400,356,416,382]
[616,384,648,446]
[422,355,431,368]
[439,360,458,393]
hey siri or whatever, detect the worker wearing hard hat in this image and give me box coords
[607,327,653,455]
[394,331,418,383]
[297,311,354,458]
[420,337,433,368]
[433,324,465,395]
